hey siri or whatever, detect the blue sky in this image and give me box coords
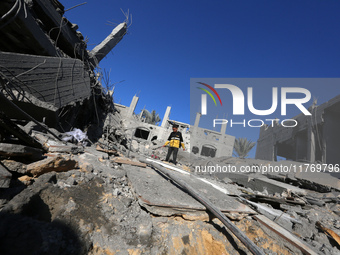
[62,0,340,157]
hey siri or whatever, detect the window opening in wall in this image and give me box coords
[201,145,216,157]
[134,128,150,140]
[192,146,199,154]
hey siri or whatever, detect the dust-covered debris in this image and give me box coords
[0,0,339,254]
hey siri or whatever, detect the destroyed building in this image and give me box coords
[0,1,340,255]
[115,95,235,158]
[256,95,340,164]
[0,0,126,135]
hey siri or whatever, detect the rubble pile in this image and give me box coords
[0,109,339,254]
[192,157,340,254]
[0,0,339,254]
[0,114,261,254]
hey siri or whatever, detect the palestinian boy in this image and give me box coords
[163,124,185,164]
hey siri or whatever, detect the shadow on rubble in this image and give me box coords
[0,212,85,255]
[209,218,248,255]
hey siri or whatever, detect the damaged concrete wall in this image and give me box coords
[116,96,235,158]
[256,95,340,164]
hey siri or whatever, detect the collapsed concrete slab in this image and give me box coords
[125,165,255,217]
[295,170,340,192]
[0,51,91,109]
[198,157,340,193]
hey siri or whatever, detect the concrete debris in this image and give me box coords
[0,1,339,254]
[126,163,255,216]
[241,198,300,228]
[316,221,340,247]
[31,131,84,154]
[140,159,265,255]
[113,157,147,168]
[254,215,318,255]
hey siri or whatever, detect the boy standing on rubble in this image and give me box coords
[163,124,185,164]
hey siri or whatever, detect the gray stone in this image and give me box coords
[1,160,26,174]
[113,188,121,197]
[0,164,12,188]
[0,143,43,160]
[65,176,77,186]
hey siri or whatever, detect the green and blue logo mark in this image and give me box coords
[197,82,222,114]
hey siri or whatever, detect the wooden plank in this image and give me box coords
[112,158,147,168]
[254,215,318,255]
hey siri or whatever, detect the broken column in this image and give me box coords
[161,106,171,128]
[194,112,201,128]
[220,119,227,135]
[89,22,127,66]
[126,95,139,118]
[307,115,316,163]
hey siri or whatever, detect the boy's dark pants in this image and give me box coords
[165,147,179,164]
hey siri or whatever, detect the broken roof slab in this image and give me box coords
[125,165,256,217]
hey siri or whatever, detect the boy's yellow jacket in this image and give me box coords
[164,131,185,149]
